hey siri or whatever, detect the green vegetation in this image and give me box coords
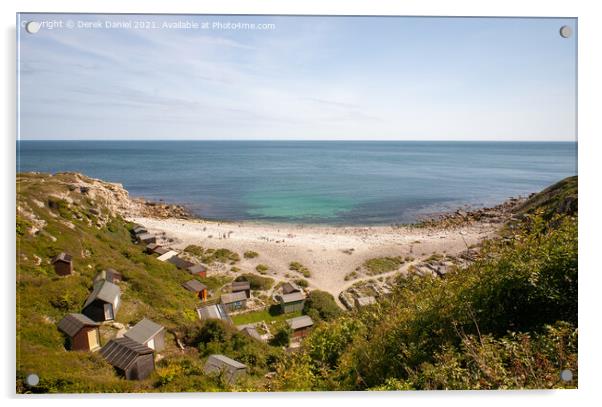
[236,273,274,291]
[184,245,240,265]
[289,261,311,278]
[244,250,259,259]
[270,178,578,390]
[303,290,342,322]
[363,256,405,275]
[255,264,269,274]
[270,326,291,347]
[16,173,578,392]
[294,279,309,288]
[231,308,302,325]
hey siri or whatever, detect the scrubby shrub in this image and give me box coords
[244,251,259,259]
[303,290,343,321]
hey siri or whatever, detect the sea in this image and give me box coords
[17,140,577,225]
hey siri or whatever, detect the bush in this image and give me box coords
[270,326,291,347]
[237,273,274,291]
[256,264,269,274]
[363,256,404,275]
[303,290,343,321]
[289,261,311,278]
[244,251,259,259]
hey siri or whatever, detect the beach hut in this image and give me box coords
[287,315,314,339]
[93,268,122,284]
[136,233,157,244]
[168,256,195,270]
[277,292,306,314]
[221,291,247,312]
[157,250,178,262]
[82,280,121,322]
[51,252,73,276]
[57,313,101,351]
[196,304,231,323]
[237,325,263,341]
[182,279,208,301]
[132,225,148,235]
[355,296,376,308]
[145,243,161,254]
[231,280,251,299]
[187,264,207,278]
[153,246,171,255]
[124,318,165,351]
[100,337,155,380]
[203,354,247,384]
[282,281,302,295]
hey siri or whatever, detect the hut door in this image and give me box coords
[104,304,114,320]
[88,329,100,349]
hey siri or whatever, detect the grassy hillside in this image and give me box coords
[16,172,280,393]
[16,173,577,392]
[271,176,578,390]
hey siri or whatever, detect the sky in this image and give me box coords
[17,14,577,141]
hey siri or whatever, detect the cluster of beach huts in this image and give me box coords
[52,252,166,380]
[47,224,317,384]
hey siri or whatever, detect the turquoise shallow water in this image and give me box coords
[17,140,577,225]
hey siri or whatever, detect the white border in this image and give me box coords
[3,1,601,406]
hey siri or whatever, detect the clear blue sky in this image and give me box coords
[17,14,577,141]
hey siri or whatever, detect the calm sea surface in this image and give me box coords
[17,141,577,225]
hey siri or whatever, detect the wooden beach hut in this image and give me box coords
[93,268,122,284]
[136,233,157,244]
[282,281,302,295]
[168,256,195,270]
[221,291,247,312]
[51,252,73,276]
[277,292,306,314]
[82,280,121,322]
[157,250,178,262]
[231,280,251,299]
[124,318,166,352]
[203,354,247,384]
[57,313,101,351]
[100,337,155,380]
[287,315,314,339]
[187,264,207,278]
[196,304,231,323]
[182,279,208,301]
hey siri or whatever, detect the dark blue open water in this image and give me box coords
[17,141,577,224]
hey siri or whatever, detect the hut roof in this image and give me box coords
[231,281,250,291]
[51,252,72,264]
[182,279,207,292]
[94,268,122,284]
[132,226,147,234]
[187,264,208,274]
[154,246,171,255]
[237,325,263,341]
[156,250,178,261]
[196,304,230,322]
[204,354,246,372]
[279,292,305,304]
[145,243,160,251]
[136,232,155,241]
[100,337,153,370]
[282,282,302,294]
[57,313,99,337]
[168,256,195,270]
[221,291,247,305]
[124,318,164,345]
[287,315,314,330]
[83,280,120,308]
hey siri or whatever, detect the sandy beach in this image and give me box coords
[128,215,501,299]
